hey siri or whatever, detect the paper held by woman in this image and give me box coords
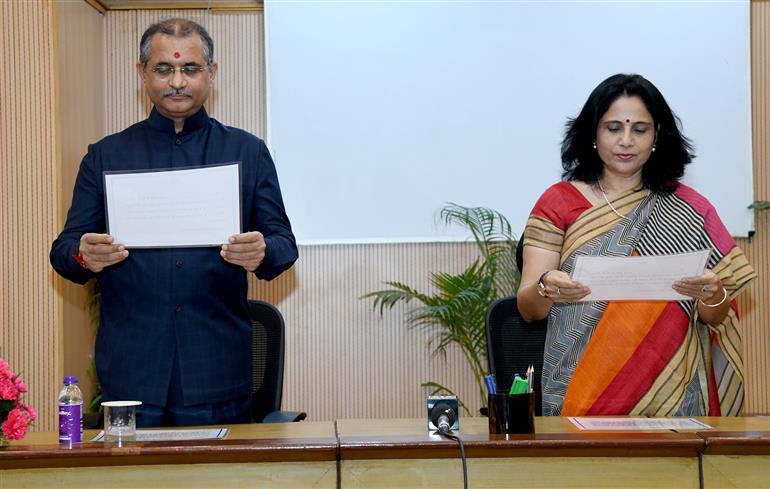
[570,249,709,301]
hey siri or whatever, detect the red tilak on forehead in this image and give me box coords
[173,52,181,58]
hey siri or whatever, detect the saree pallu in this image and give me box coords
[524,183,756,416]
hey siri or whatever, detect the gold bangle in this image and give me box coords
[536,271,552,298]
[699,287,728,308]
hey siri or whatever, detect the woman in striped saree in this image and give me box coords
[518,74,756,417]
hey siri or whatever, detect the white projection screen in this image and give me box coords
[264,1,753,244]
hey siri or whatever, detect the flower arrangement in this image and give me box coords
[0,358,36,445]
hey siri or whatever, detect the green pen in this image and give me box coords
[509,374,529,395]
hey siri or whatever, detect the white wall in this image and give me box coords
[266,0,753,243]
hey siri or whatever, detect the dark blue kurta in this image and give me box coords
[50,107,298,406]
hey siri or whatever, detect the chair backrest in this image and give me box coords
[248,300,286,422]
[485,296,547,416]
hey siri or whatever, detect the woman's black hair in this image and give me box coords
[561,74,694,192]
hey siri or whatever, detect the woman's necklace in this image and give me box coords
[597,180,626,219]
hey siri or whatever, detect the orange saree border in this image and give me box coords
[587,303,691,415]
[561,300,667,415]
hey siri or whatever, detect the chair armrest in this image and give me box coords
[262,410,307,423]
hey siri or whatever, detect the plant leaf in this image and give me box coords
[362,203,522,408]
[748,201,770,210]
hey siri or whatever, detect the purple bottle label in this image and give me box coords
[59,404,82,443]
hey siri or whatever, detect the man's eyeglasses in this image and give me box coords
[150,65,207,79]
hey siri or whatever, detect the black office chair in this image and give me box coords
[248,300,307,423]
[485,238,547,415]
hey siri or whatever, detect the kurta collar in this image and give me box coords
[147,106,210,135]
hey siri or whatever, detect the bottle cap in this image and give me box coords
[64,375,78,384]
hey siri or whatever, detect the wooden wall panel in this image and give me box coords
[0,0,59,431]
[737,0,770,415]
[57,0,105,415]
[103,10,265,137]
[738,214,770,415]
[254,243,487,420]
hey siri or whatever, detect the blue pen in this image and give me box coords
[484,374,497,394]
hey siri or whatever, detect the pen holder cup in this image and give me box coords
[487,392,535,435]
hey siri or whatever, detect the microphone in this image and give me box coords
[431,403,457,434]
[427,395,459,433]
[427,395,468,489]
[428,396,468,489]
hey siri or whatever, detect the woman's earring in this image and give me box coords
[652,144,656,152]
[592,141,597,150]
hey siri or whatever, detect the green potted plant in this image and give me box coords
[363,203,520,413]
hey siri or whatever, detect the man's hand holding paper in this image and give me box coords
[221,231,266,272]
[104,164,241,248]
[78,233,129,272]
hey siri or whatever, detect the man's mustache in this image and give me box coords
[162,88,193,97]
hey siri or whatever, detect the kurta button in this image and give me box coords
[175,304,182,312]
[175,139,181,145]
[176,259,183,268]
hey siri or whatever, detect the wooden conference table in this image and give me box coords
[0,422,338,488]
[0,416,767,488]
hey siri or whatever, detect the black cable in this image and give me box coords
[439,429,468,489]
[334,420,341,489]
[698,453,704,489]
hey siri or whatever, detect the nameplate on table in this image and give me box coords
[91,427,229,442]
[568,417,712,431]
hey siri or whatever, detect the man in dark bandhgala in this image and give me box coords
[50,18,297,427]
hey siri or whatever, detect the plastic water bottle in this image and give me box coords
[58,375,83,444]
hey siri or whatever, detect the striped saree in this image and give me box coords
[524,182,756,416]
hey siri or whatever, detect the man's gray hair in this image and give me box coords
[139,18,214,67]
